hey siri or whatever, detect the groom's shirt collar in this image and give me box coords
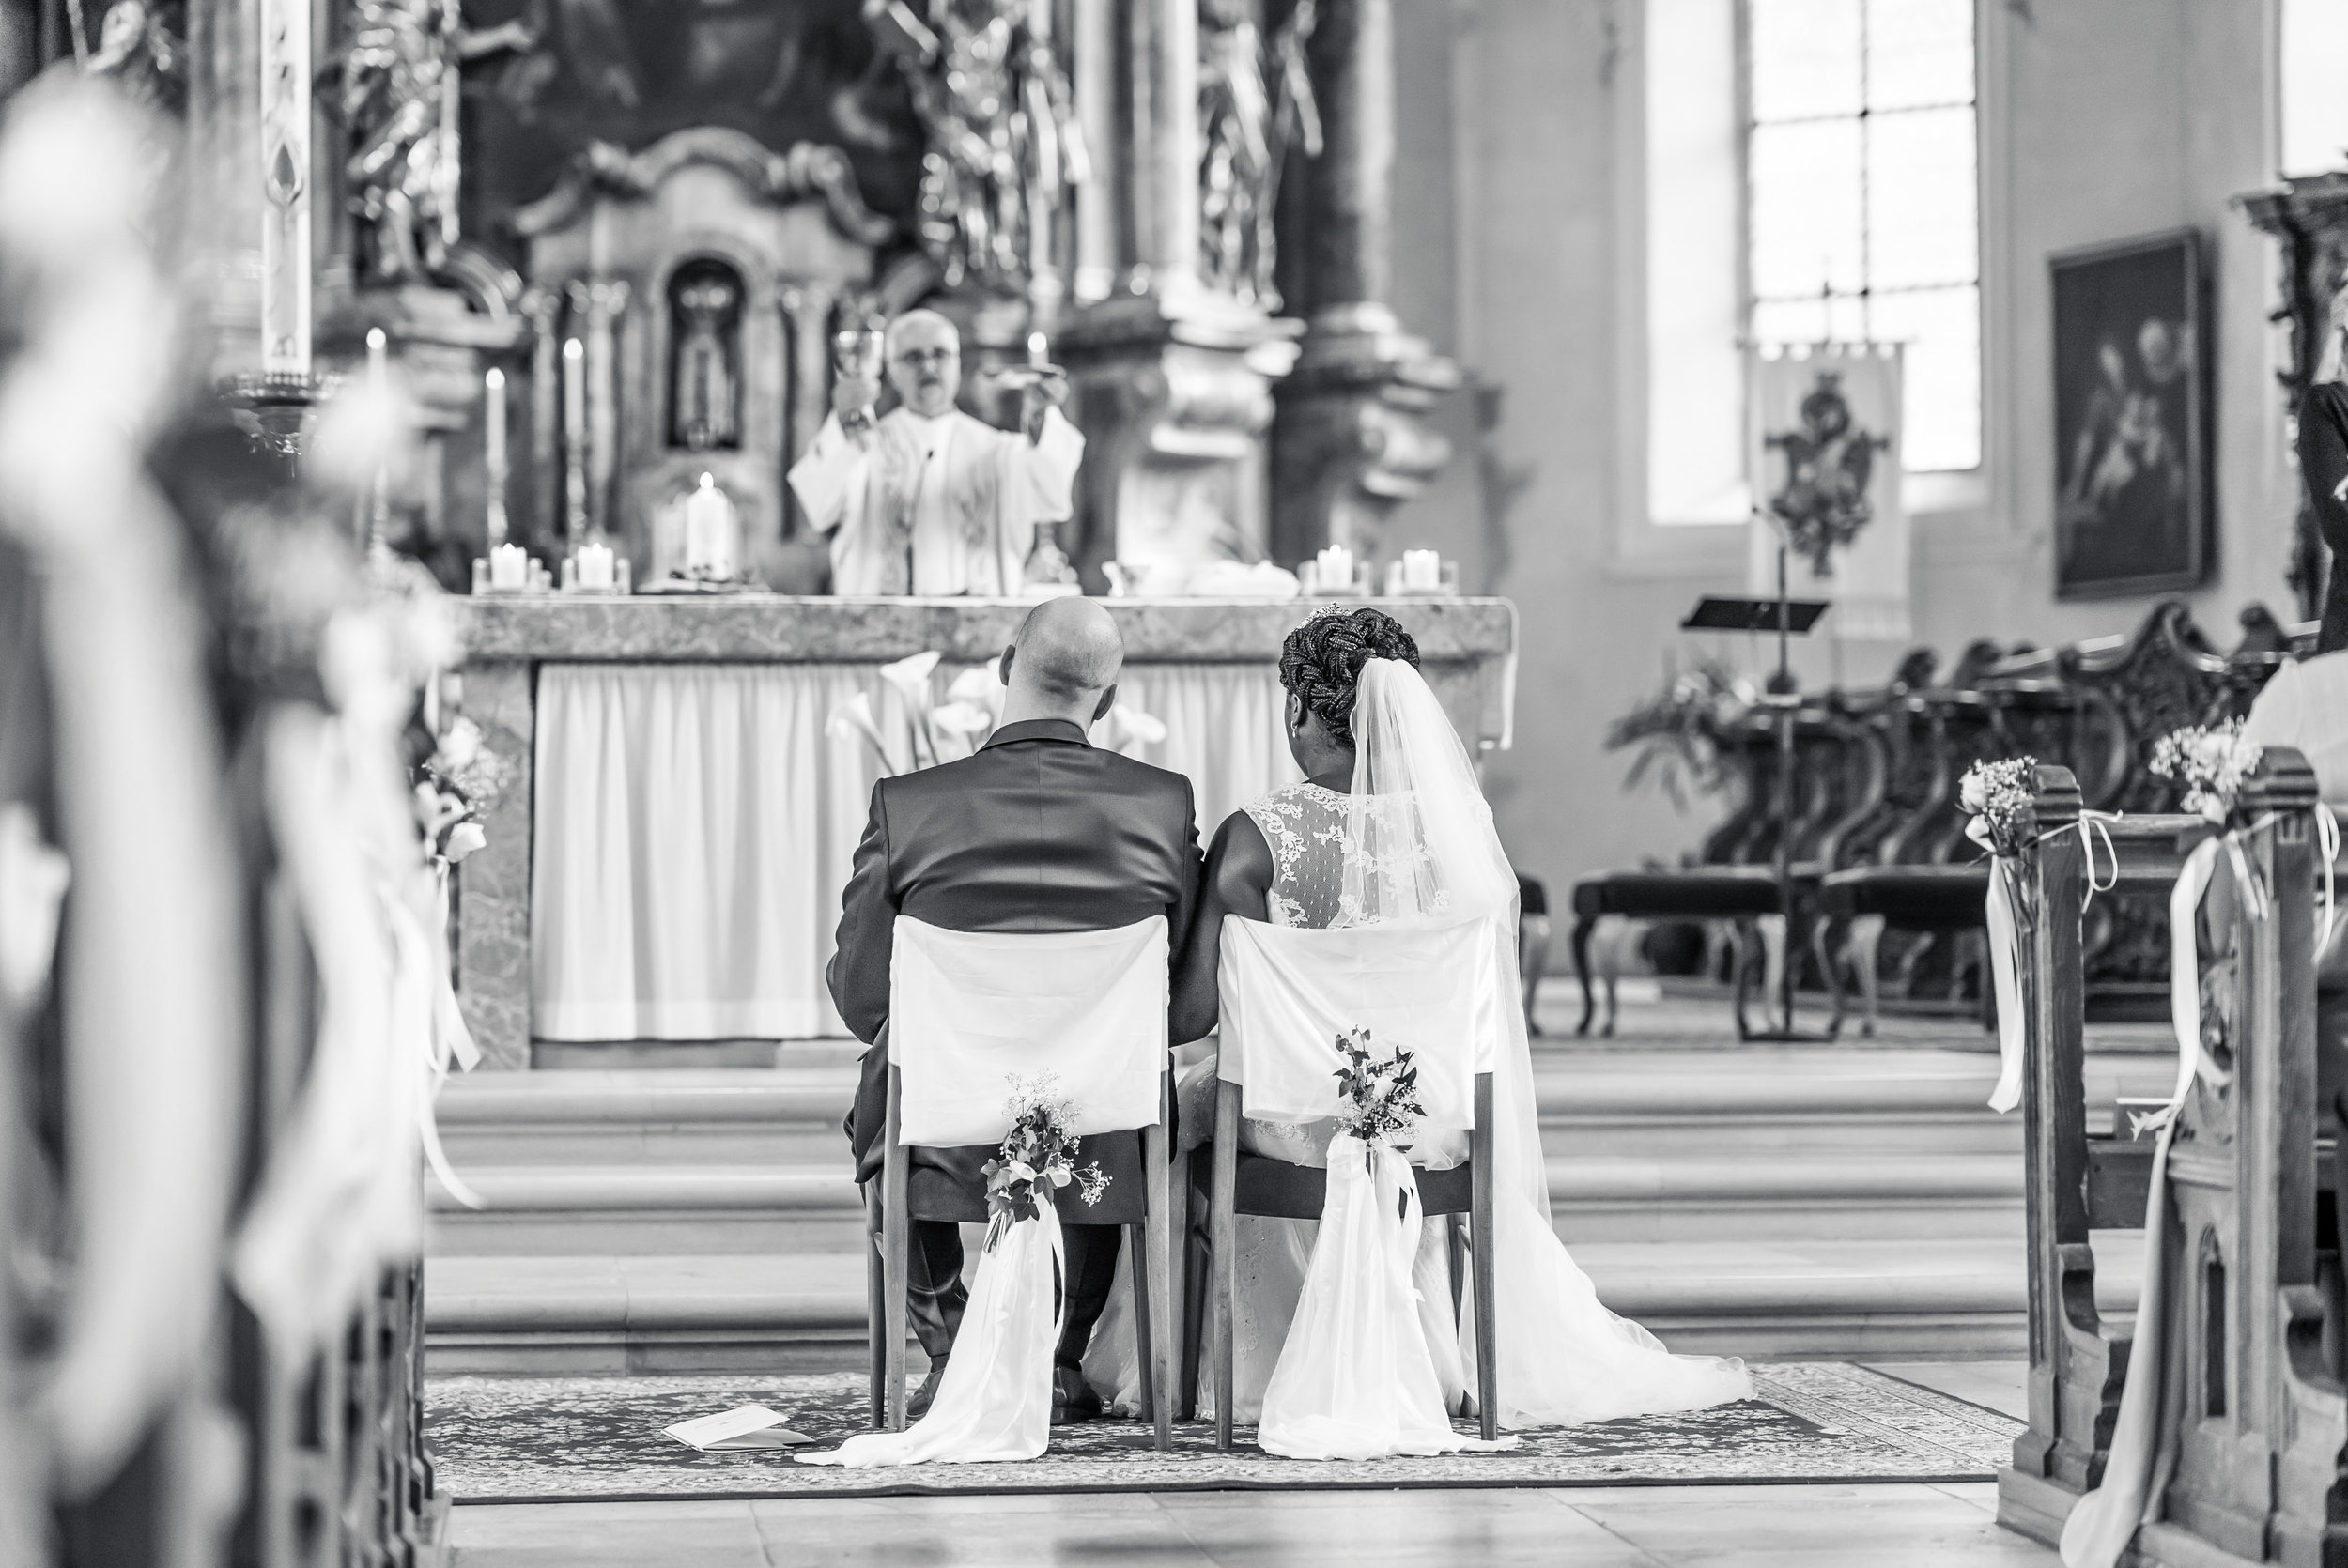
[981,717,1090,750]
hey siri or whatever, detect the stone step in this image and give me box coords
[423,1150,2028,1255]
[423,1235,2150,1375]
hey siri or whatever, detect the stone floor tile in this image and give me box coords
[449,1499,766,1566]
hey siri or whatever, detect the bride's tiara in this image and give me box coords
[1293,601,1349,631]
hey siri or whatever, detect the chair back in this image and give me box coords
[1215,915,1500,1133]
[888,915,1168,1146]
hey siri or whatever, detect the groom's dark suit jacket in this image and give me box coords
[831,717,1201,1222]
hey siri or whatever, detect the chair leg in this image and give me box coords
[1212,1081,1241,1453]
[1810,912,1845,1041]
[1180,1154,1207,1423]
[1127,1222,1156,1426]
[1570,915,1599,1036]
[1849,915,1884,1038]
[1447,1212,1467,1323]
[1472,1074,1498,1444]
[1146,1092,1175,1451]
[1730,922,1755,1039]
[882,1069,910,1433]
[864,1188,885,1431]
[1520,912,1552,1037]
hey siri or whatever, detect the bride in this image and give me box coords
[1087,605,1751,1435]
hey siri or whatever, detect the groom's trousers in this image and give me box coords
[901,1218,1123,1368]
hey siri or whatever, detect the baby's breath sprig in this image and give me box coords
[1959,756,2039,858]
[981,1072,1109,1245]
[2150,719,2264,824]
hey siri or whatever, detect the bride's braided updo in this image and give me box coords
[1278,606,1421,746]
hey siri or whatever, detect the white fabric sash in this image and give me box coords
[1216,915,1496,1130]
[1259,1133,1510,1460]
[888,915,1168,1146]
[801,1204,1067,1468]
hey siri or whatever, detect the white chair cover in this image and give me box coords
[1217,915,1496,1133]
[888,915,1168,1145]
[1220,915,1512,1459]
[805,916,1168,1468]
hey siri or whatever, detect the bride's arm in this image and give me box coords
[1168,809,1274,1044]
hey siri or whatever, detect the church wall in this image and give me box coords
[1401,0,2296,911]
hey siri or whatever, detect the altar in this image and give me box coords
[449,596,1517,1068]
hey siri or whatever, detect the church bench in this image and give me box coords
[1997,751,2348,1567]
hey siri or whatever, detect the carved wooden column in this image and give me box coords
[1056,0,1301,586]
[1270,0,1459,569]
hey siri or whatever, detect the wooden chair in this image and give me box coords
[866,1062,1177,1452]
[1199,1075,1498,1452]
[1996,752,2348,1562]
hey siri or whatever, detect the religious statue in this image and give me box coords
[1763,371,1890,577]
[79,0,186,115]
[668,261,744,453]
[338,0,533,284]
[787,308,1084,595]
[867,0,1087,293]
[1199,0,1320,308]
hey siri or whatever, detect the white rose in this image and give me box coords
[443,822,488,863]
[438,715,483,772]
[1959,773,1987,814]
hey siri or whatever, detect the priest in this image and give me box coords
[789,309,1085,596]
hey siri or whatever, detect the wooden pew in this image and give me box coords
[1997,751,2348,1566]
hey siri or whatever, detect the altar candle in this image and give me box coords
[485,366,509,547]
[562,337,587,537]
[490,541,527,590]
[684,472,734,577]
[258,0,311,374]
[1404,548,1442,591]
[577,540,613,590]
[1027,330,1049,368]
[366,328,390,548]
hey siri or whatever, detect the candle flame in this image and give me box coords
[486,367,504,390]
[366,327,386,351]
[563,338,583,362]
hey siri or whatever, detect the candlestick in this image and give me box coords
[258,0,311,373]
[366,327,390,554]
[485,366,509,548]
[683,472,734,578]
[562,337,587,541]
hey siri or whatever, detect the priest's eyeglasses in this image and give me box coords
[892,346,959,368]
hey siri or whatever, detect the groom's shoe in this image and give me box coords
[906,1360,948,1420]
[1050,1367,1104,1425]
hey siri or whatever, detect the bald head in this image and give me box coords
[997,596,1124,728]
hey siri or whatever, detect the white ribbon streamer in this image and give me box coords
[1258,1133,1517,1460]
[1985,859,2025,1115]
[800,1203,1067,1468]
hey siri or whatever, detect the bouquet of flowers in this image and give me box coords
[1959,756,2038,857]
[2151,719,2264,823]
[1332,1027,1426,1151]
[981,1073,1108,1244]
[414,715,509,868]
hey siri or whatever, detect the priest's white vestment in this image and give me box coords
[787,406,1085,596]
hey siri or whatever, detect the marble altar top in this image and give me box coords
[453,595,1519,665]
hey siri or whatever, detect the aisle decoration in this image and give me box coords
[2062,721,2261,1568]
[1257,1029,1515,1461]
[801,1074,1107,1468]
[1959,757,2037,1114]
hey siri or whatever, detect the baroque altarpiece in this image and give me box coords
[148,0,1463,593]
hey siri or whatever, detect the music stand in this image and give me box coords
[1681,545,1831,1041]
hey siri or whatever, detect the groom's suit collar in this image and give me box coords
[981,717,1090,750]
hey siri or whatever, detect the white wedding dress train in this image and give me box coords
[1089,663,1751,1437]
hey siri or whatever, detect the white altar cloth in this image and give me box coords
[530,661,1298,1041]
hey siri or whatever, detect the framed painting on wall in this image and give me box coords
[2050,228,2213,599]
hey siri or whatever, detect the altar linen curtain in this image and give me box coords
[888,915,1169,1145]
[532,661,1297,1042]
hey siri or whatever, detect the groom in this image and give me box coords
[832,596,1201,1421]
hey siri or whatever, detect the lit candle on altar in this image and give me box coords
[485,366,509,548]
[561,337,587,538]
[1027,330,1049,368]
[684,472,734,577]
[366,327,390,549]
[489,541,527,590]
[1403,548,1442,592]
[577,539,614,590]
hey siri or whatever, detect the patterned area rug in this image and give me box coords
[426,1362,2021,1503]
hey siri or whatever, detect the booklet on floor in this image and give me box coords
[662,1405,814,1451]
